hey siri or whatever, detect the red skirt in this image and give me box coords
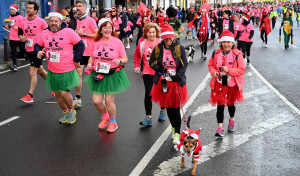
[209,82,244,107]
[150,78,189,108]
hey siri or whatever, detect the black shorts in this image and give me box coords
[28,51,42,68]
[80,56,90,66]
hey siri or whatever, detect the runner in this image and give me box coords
[208,31,246,138]
[74,0,98,107]
[217,10,234,36]
[149,23,189,144]
[18,2,48,103]
[117,5,128,43]
[236,14,254,65]
[84,18,130,133]
[259,9,271,48]
[166,7,184,41]
[35,12,85,124]
[270,7,278,29]
[280,11,293,49]
[133,22,167,127]
[209,10,218,45]
[5,5,25,72]
[194,8,211,60]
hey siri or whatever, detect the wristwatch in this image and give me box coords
[119,59,123,65]
[84,33,87,37]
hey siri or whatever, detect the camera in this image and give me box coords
[219,67,228,86]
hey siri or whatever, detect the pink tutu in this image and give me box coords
[150,78,189,108]
[209,82,244,107]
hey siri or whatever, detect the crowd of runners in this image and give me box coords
[4,0,299,143]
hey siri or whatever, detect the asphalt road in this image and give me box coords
[0,18,299,176]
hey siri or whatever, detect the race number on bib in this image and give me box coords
[284,21,289,26]
[235,25,239,30]
[10,20,15,25]
[82,39,88,47]
[26,38,33,47]
[96,62,111,74]
[224,24,229,29]
[48,51,60,62]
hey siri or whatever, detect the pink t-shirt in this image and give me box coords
[125,21,133,32]
[142,39,160,75]
[238,23,254,42]
[36,28,81,73]
[92,37,126,72]
[223,19,230,32]
[20,16,48,52]
[112,17,122,31]
[255,9,261,17]
[250,9,255,16]
[76,16,98,56]
[162,48,177,78]
[234,21,242,38]
[9,15,23,41]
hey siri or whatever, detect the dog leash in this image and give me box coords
[175,82,187,125]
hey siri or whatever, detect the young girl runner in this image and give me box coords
[280,11,293,49]
[84,18,130,133]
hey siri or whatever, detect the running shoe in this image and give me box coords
[73,97,82,107]
[158,110,167,122]
[228,120,235,132]
[98,117,110,129]
[107,122,118,133]
[67,109,76,125]
[140,117,152,126]
[215,127,224,138]
[172,133,180,144]
[59,110,69,124]
[125,44,130,49]
[12,65,18,72]
[171,127,175,139]
[20,94,34,103]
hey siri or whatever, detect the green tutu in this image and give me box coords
[45,70,80,92]
[84,69,131,94]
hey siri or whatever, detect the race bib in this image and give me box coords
[262,23,265,27]
[26,38,33,47]
[224,24,229,29]
[96,62,111,74]
[10,20,15,25]
[47,51,60,62]
[168,70,176,76]
[284,21,289,26]
[82,39,88,47]
[235,25,239,30]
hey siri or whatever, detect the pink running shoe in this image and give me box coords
[20,94,34,103]
[107,122,118,133]
[215,127,223,138]
[228,120,235,132]
[98,118,109,129]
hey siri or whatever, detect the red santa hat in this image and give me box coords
[242,14,250,21]
[10,5,18,11]
[160,23,175,39]
[128,8,132,11]
[218,31,235,43]
[98,18,112,28]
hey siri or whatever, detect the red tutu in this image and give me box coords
[209,82,244,107]
[150,78,189,108]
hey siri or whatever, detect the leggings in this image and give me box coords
[216,105,236,123]
[238,41,253,58]
[200,37,208,55]
[167,108,181,134]
[9,40,25,65]
[260,29,268,44]
[143,74,165,116]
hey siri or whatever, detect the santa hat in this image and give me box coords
[242,14,250,21]
[48,12,63,20]
[218,31,235,43]
[160,23,175,39]
[10,5,18,11]
[98,18,112,28]
[128,8,132,11]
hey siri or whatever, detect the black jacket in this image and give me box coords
[149,40,188,87]
[127,12,137,25]
[119,11,128,29]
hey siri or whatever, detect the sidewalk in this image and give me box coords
[0,44,29,72]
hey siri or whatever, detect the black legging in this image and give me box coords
[143,74,165,116]
[200,37,208,55]
[9,40,25,65]
[167,108,181,134]
[238,41,253,58]
[216,105,235,123]
[261,29,268,44]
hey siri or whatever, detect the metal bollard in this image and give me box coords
[3,36,9,61]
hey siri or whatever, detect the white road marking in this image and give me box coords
[0,116,20,127]
[129,73,211,176]
[192,87,270,116]
[153,112,295,176]
[0,64,30,75]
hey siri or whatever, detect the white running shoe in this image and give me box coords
[125,44,130,49]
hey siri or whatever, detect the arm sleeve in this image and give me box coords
[73,40,85,63]
[18,28,24,36]
[34,43,44,55]
[249,30,254,39]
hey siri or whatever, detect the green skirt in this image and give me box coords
[84,69,131,94]
[45,70,80,92]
